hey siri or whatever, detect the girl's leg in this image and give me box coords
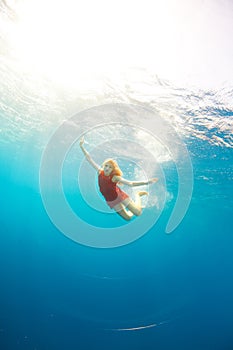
[112,191,148,221]
[113,203,133,221]
[124,191,148,216]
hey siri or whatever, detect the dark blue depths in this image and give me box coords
[0,140,233,350]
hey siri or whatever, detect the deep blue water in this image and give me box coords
[1,112,233,350]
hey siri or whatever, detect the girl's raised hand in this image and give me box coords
[149,178,158,184]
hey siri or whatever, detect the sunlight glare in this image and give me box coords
[6,0,233,89]
[7,0,174,86]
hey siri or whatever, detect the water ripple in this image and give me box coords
[0,5,232,150]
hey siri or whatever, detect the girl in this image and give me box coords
[80,137,158,220]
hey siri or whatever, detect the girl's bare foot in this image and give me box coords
[138,191,148,197]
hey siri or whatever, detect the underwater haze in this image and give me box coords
[1,1,233,349]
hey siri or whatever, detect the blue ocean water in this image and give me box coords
[1,85,233,350]
[1,2,233,350]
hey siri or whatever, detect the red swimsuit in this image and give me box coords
[98,170,129,208]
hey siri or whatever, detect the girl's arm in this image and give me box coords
[112,176,158,187]
[79,137,100,171]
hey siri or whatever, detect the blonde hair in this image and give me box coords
[102,159,123,176]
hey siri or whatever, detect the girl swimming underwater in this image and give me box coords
[80,137,158,220]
